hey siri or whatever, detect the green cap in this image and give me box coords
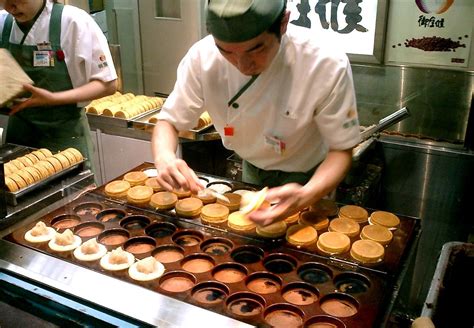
[206,0,285,42]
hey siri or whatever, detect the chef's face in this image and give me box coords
[214,11,290,76]
[3,0,44,23]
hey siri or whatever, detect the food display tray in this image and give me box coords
[4,163,420,327]
[86,108,160,129]
[1,144,87,206]
[5,159,86,206]
[130,112,217,141]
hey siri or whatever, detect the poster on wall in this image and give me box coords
[385,0,473,67]
[286,0,387,63]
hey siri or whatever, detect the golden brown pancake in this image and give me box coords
[286,224,318,246]
[216,192,241,211]
[200,203,229,224]
[123,171,148,186]
[150,191,178,210]
[127,185,154,205]
[175,197,203,217]
[227,211,256,231]
[328,218,360,238]
[369,211,400,230]
[317,231,351,255]
[105,180,131,198]
[360,224,393,246]
[350,239,384,263]
[144,177,165,192]
[338,205,368,223]
[256,221,288,238]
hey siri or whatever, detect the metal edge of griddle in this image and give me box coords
[0,170,94,231]
[0,239,254,328]
[377,220,422,327]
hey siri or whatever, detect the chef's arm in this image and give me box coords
[302,148,352,204]
[10,79,116,114]
[152,120,203,193]
[249,148,353,225]
[152,120,180,169]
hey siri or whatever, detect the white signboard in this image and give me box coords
[286,0,384,62]
[386,0,473,67]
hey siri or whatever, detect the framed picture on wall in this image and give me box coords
[286,0,388,63]
[385,0,473,68]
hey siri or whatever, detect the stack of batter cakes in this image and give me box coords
[85,91,163,119]
[3,147,84,192]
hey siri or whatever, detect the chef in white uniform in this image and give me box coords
[0,0,117,170]
[152,0,360,225]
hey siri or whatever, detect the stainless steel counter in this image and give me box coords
[0,240,252,327]
[0,185,252,327]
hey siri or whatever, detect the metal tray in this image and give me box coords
[6,159,86,206]
[131,111,219,141]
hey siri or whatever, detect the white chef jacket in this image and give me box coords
[158,24,360,172]
[0,1,117,107]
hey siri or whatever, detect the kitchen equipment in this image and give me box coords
[360,107,411,142]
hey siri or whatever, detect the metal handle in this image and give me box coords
[360,107,410,141]
[378,107,410,130]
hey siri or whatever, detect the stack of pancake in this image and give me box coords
[3,147,83,192]
[85,92,163,119]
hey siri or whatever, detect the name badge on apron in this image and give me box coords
[264,135,286,155]
[33,50,53,67]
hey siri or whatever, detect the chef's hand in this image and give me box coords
[9,84,56,115]
[248,183,314,226]
[155,154,204,194]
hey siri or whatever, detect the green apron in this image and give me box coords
[242,160,319,187]
[1,3,94,170]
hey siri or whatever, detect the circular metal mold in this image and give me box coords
[263,303,305,328]
[180,254,215,273]
[297,262,334,284]
[281,282,319,306]
[231,245,264,264]
[304,315,346,328]
[212,263,248,284]
[263,253,298,274]
[226,292,266,317]
[334,272,371,294]
[98,228,130,248]
[120,215,151,230]
[200,237,234,256]
[73,202,104,217]
[206,181,233,194]
[319,293,359,318]
[152,244,185,264]
[124,236,157,255]
[159,271,196,293]
[172,230,204,247]
[51,214,81,230]
[73,221,105,238]
[245,272,282,295]
[191,281,230,305]
[96,208,127,223]
[145,222,177,239]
